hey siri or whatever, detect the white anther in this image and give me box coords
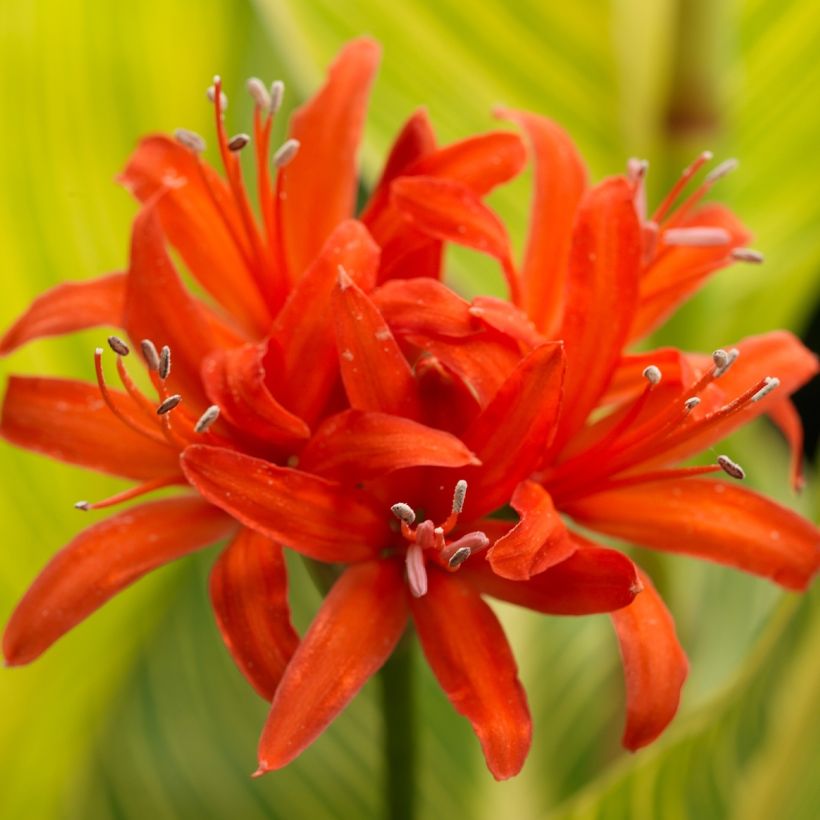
[156,394,182,415]
[140,339,160,371]
[684,396,701,412]
[705,158,739,184]
[751,376,780,402]
[247,77,271,112]
[74,500,90,511]
[717,454,745,480]
[664,227,731,247]
[228,133,250,152]
[391,503,416,525]
[270,80,285,114]
[712,347,739,378]
[273,138,300,168]
[642,365,662,386]
[448,547,471,568]
[406,544,428,598]
[731,248,764,264]
[107,336,130,357]
[206,85,228,110]
[627,157,648,181]
[158,345,171,380]
[194,405,221,434]
[174,128,206,154]
[452,480,468,514]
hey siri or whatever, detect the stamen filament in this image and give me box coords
[74,475,182,511]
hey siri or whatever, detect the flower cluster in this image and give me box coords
[2,39,818,781]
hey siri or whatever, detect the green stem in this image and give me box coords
[379,631,416,820]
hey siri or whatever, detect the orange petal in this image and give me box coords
[599,347,693,407]
[0,273,125,356]
[210,527,298,701]
[201,341,310,446]
[553,177,641,451]
[299,409,480,482]
[610,568,688,750]
[3,497,235,665]
[123,207,216,409]
[469,296,546,349]
[256,560,408,772]
[487,481,574,580]
[280,38,380,281]
[1,375,179,480]
[410,569,531,780]
[333,270,422,419]
[766,398,806,492]
[565,479,820,590]
[272,219,380,425]
[497,109,588,335]
[119,135,270,335]
[180,445,388,562]
[463,542,641,614]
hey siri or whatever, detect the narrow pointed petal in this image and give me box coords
[565,479,820,590]
[410,569,531,780]
[299,409,480,482]
[463,543,641,614]
[333,272,422,419]
[766,398,806,492]
[629,205,750,342]
[1,376,180,480]
[497,109,588,335]
[124,207,216,408]
[201,341,310,446]
[119,135,270,334]
[210,527,298,701]
[181,445,388,562]
[469,297,545,349]
[280,38,380,280]
[0,273,125,356]
[487,481,574,580]
[611,569,688,750]
[460,342,565,518]
[272,220,380,424]
[257,560,408,772]
[3,498,234,665]
[553,178,641,450]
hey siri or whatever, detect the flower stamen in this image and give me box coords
[717,454,745,480]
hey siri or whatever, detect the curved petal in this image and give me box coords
[180,445,389,562]
[487,481,574,580]
[496,109,588,335]
[1,376,180,480]
[766,398,806,492]
[3,497,235,665]
[256,560,408,773]
[299,409,480,482]
[201,341,310,446]
[119,135,269,335]
[462,544,641,614]
[553,177,641,451]
[210,527,298,701]
[469,297,545,350]
[565,479,820,590]
[280,38,380,280]
[611,568,688,750]
[0,273,125,356]
[410,569,531,780]
[272,219,380,425]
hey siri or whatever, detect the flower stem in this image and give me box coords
[379,630,416,820]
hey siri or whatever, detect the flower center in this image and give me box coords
[390,480,490,599]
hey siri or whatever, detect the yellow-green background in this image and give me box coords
[1,1,818,818]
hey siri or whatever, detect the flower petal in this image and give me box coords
[410,569,531,780]
[180,445,388,561]
[119,135,269,335]
[333,271,422,419]
[299,409,480,482]
[123,207,216,409]
[487,481,574,580]
[766,398,806,492]
[469,296,545,349]
[610,568,688,750]
[279,38,380,280]
[210,527,298,701]
[201,341,310,446]
[553,177,641,450]
[497,109,588,335]
[256,560,408,772]
[3,497,235,665]
[1,375,180,480]
[565,479,820,590]
[0,273,126,356]
[463,543,641,614]
[271,219,380,425]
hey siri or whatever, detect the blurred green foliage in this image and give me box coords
[0,0,817,818]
